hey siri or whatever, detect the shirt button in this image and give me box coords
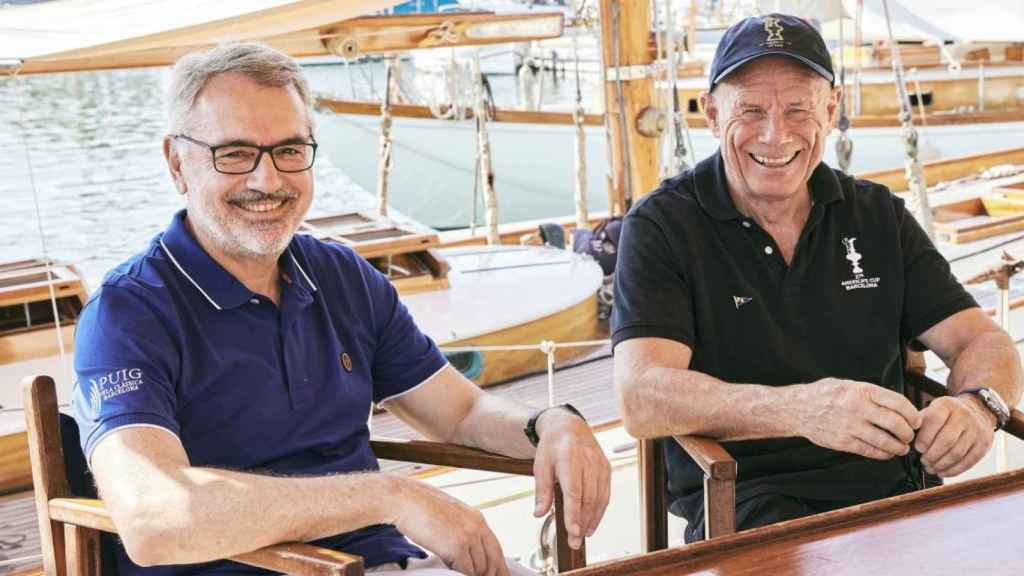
[250,298,260,305]
[764,246,774,255]
[742,221,752,228]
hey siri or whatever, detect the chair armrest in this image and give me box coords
[672,435,736,481]
[370,438,534,475]
[672,435,736,539]
[904,370,1024,440]
[48,498,363,576]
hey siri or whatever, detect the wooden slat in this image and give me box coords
[48,499,115,533]
[638,438,667,553]
[232,543,364,576]
[48,498,364,575]
[856,146,1024,193]
[672,436,735,481]
[15,0,406,75]
[438,212,611,249]
[63,524,100,576]
[0,431,32,495]
[314,98,606,127]
[322,12,563,57]
[564,468,1024,576]
[23,375,69,576]
[554,486,587,573]
[370,438,534,475]
[0,324,76,367]
[702,475,735,540]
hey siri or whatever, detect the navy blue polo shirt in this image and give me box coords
[612,151,977,520]
[72,210,447,575]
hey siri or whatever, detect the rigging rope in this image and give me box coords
[11,74,70,388]
[572,0,590,232]
[835,2,853,173]
[881,0,935,239]
[662,0,690,175]
[376,57,396,217]
[471,52,501,245]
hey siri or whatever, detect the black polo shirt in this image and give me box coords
[612,151,977,519]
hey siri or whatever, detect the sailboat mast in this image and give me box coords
[598,0,659,216]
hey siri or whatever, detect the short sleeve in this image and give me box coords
[898,201,978,339]
[364,263,447,404]
[611,211,695,348]
[72,282,181,462]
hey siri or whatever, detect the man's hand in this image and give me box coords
[915,395,996,478]
[531,409,611,550]
[798,378,922,460]
[393,477,509,576]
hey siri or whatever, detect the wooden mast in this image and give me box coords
[598,0,659,216]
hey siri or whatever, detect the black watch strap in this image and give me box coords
[524,403,585,447]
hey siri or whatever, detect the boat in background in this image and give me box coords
[302,212,606,387]
[0,259,86,495]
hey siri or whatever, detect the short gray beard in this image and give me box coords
[188,189,300,260]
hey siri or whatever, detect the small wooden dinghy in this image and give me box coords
[302,212,606,387]
[0,259,87,494]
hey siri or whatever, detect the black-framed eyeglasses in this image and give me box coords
[172,134,318,175]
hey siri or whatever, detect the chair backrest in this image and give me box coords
[24,375,115,576]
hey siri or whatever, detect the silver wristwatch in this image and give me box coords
[959,387,1011,431]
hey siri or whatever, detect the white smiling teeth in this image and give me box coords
[237,198,286,213]
[751,152,798,167]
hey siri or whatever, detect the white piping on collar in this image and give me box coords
[288,248,318,292]
[159,237,223,310]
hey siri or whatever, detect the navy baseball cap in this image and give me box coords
[709,13,834,90]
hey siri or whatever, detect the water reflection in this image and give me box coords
[0,67,375,283]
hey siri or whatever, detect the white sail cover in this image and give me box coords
[761,0,1024,43]
[0,0,405,73]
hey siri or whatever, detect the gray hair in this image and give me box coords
[165,42,313,135]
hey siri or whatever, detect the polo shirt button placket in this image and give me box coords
[764,246,774,255]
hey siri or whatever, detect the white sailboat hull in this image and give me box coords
[314,109,1024,229]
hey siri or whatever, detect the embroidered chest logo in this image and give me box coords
[840,237,881,291]
[763,16,785,47]
[86,368,144,420]
[733,295,753,309]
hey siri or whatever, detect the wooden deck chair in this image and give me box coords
[638,365,1024,553]
[24,375,586,576]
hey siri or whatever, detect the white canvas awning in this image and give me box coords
[0,0,406,74]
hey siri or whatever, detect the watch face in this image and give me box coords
[979,388,1010,427]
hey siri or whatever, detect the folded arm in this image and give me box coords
[615,337,922,460]
[90,427,403,566]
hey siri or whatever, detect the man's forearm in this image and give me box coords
[450,393,536,459]
[945,330,1023,407]
[617,365,806,441]
[116,466,405,566]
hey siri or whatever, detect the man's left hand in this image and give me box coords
[915,395,996,478]
[531,409,611,550]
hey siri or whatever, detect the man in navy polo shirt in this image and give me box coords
[72,43,610,576]
[613,14,1023,542]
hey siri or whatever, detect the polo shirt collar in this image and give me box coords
[159,209,318,310]
[693,149,845,221]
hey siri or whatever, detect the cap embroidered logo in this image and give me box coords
[763,16,784,47]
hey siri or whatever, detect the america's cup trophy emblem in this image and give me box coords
[842,237,863,275]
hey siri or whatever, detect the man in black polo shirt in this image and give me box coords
[612,13,1023,542]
